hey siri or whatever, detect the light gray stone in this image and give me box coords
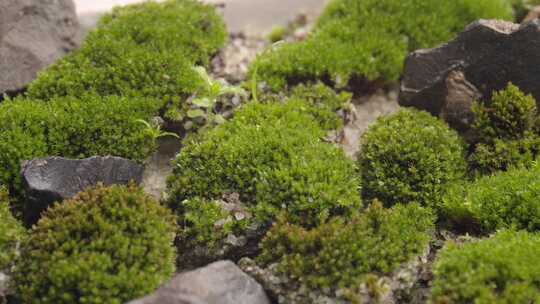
[0,0,80,95]
[129,261,270,304]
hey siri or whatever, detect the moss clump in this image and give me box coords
[13,184,176,304]
[249,0,513,91]
[442,163,540,233]
[0,187,25,271]
[359,109,466,209]
[285,82,352,131]
[26,0,227,122]
[0,95,160,203]
[469,83,540,175]
[431,230,540,303]
[258,201,434,291]
[167,100,360,228]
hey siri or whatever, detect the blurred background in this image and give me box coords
[75,0,328,35]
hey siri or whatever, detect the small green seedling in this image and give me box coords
[187,66,247,130]
[137,119,179,142]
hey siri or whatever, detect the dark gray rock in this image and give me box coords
[21,156,143,224]
[0,0,80,95]
[399,19,540,133]
[128,260,270,304]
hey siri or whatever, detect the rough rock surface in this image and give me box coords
[21,156,143,224]
[129,260,270,304]
[0,0,80,95]
[399,19,540,132]
[211,33,267,84]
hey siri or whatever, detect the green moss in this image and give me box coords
[26,0,227,123]
[179,197,249,248]
[96,0,226,62]
[442,163,540,233]
[359,109,466,209]
[0,95,161,204]
[0,187,25,271]
[167,100,360,228]
[286,82,352,131]
[13,184,176,304]
[268,26,287,43]
[258,201,434,291]
[469,83,540,175]
[431,230,540,303]
[249,0,513,91]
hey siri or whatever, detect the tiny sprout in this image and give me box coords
[137,119,179,141]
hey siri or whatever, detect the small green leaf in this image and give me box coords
[192,97,213,108]
[187,109,205,118]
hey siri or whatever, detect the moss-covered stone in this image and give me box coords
[12,184,176,304]
[359,109,466,209]
[249,0,513,91]
[258,201,434,293]
[167,100,360,228]
[431,230,540,303]
[167,100,360,267]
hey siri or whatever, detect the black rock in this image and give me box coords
[0,0,80,95]
[21,156,143,224]
[399,19,540,133]
[128,260,270,304]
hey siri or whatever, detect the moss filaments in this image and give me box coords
[431,230,540,303]
[248,0,513,91]
[358,109,467,209]
[12,184,177,304]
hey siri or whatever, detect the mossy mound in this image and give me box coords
[0,187,25,271]
[249,0,513,91]
[26,0,227,123]
[0,95,161,204]
[167,100,360,228]
[469,83,540,175]
[442,163,540,233]
[12,184,176,304]
[167,100,360,266]
[258,201,434,292]
[359,109,466,209]
[431,230,540,303]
